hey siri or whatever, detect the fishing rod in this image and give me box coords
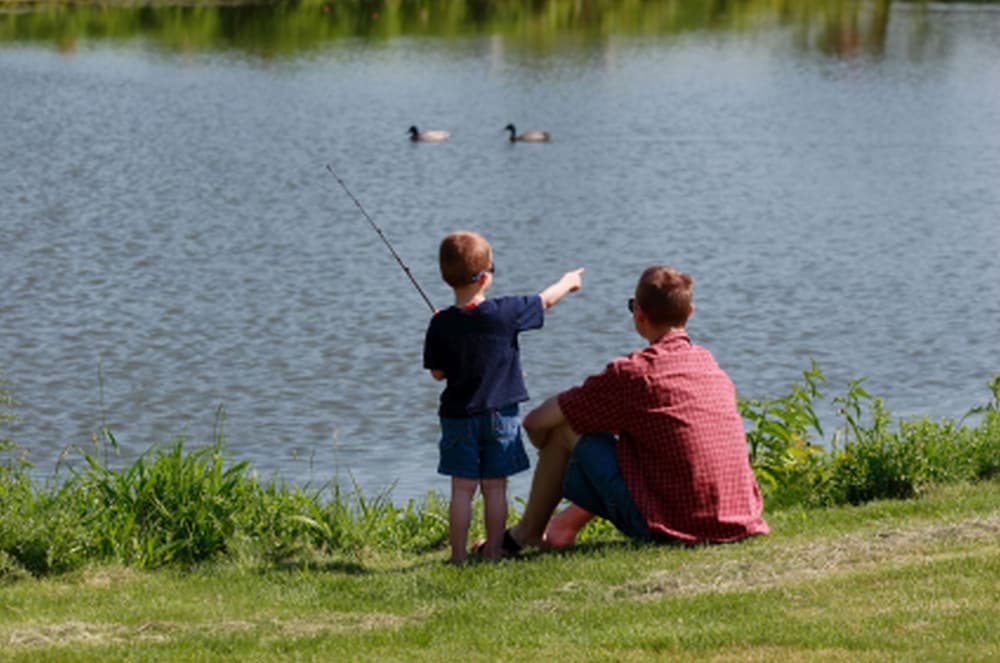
[326,164,436,314]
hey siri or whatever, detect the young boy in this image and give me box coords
[423,231,583,563]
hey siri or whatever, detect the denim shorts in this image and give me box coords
[437,404,530,479]
[563,432,654,542]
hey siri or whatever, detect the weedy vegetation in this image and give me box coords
[0,366,998,578]
[741,363,1000,510]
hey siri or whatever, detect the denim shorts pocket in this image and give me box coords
[491,405,521,445]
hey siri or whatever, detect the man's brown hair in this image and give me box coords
[439,231,493,288]
[635,266,693,327]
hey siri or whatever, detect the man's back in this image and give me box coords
[559,330,769,543]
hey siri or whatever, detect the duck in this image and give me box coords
[504,123,551,143]
[408,125,450,142]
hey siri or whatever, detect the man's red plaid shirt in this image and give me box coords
[558,330,769,543]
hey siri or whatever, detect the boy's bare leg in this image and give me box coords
[449,477,478,564]
[509,421,580,548]
[543,504,595,548]
[479,478,507,560]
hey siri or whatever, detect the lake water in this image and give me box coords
[2,2,998,502]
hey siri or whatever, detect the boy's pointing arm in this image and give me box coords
[539,268,585,310]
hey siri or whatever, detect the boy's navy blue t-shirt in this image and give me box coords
[423,295,544,418]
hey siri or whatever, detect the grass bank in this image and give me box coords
[1,480,998,661]
[1,369,998,659]
[1,366,998,576]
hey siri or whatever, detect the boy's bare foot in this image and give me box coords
[469,538,503,561]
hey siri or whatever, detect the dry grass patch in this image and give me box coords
[4,612,412,653]
[615,513,1000,600]
[704,645,881,662]
[5,621,129,649]
[75,565,141,589]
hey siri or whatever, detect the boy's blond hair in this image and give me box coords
[635,266,693,327]
[439,231,493,287]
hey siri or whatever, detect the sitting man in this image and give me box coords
[503,265,769,552]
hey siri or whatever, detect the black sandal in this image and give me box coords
[501,529,523,555]
[471,528,523,559]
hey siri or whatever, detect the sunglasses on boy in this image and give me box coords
[471,264,496,282]
[627,297,635,313]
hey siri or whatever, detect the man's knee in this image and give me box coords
[552,421,582,452]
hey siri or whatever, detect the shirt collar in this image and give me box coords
[651,328,690,346]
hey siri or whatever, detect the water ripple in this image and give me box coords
[2,27,999,501]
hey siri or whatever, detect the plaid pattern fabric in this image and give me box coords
[558,330,769,543]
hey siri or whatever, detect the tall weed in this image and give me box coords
[741,369,1000,509]
[0,474,92,576]
[231,479,334,564]
[740,361,828,508]
[826,381,928,504]
[74,427,253,567]
[313,480,449,554]
[964,375,1000,480]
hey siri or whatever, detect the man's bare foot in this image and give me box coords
[542,505,595,548]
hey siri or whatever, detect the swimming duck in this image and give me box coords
[408,125,450,142]
[504,124,551,143]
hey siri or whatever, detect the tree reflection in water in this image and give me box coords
[0,0,926,60]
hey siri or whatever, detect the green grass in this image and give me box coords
[1,481,998,661]
[1,369,998,659]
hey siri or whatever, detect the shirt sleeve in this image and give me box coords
[557,359,630,435]
[513,295,544,332]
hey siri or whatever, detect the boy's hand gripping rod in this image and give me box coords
[326,164,437,314]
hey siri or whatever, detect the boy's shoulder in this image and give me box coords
[488,293,542,308]
[429,295,542,328]
[488,294,544,317]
